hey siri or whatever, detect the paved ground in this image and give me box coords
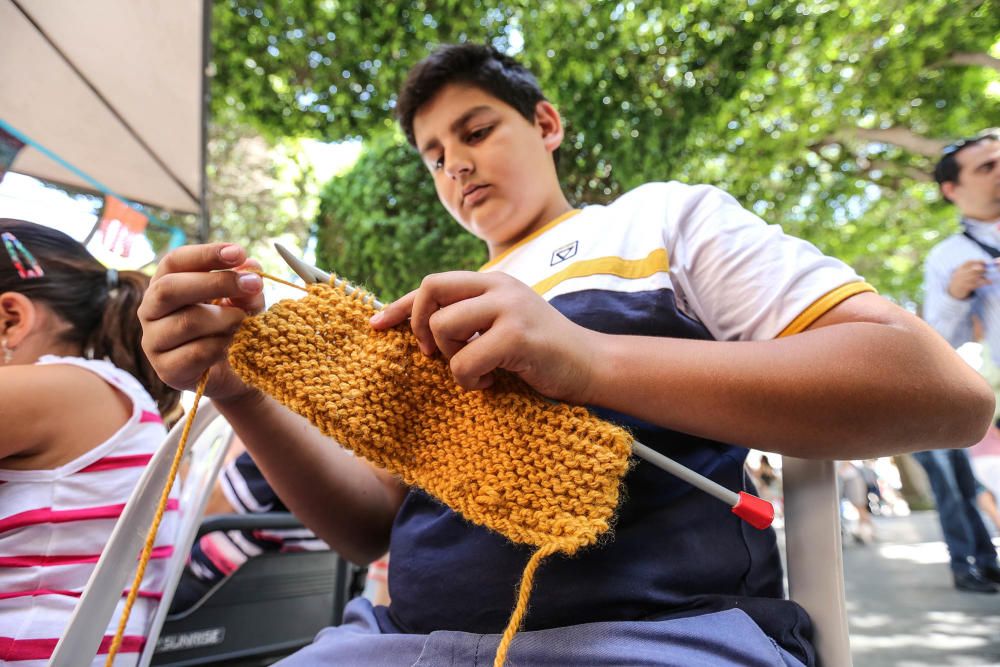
[841,511,1000,667]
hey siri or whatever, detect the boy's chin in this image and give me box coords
[475,220,515,241]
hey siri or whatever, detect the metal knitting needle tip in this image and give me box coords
[273,242,384,309]
[631,441,774,529]
[274,242,331,284]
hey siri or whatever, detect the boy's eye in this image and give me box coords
[467,126,492,142]
[431,155,444,171]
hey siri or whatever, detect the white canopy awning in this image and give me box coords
[0,0,205,215]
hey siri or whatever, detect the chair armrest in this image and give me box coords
[782,457,852,667]
[195,512,305,538]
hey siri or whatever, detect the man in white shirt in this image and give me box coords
[920,129,1000,593]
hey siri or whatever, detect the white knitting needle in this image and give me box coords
[273,243,774,529]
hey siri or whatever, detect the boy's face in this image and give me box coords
[412,84,566,255]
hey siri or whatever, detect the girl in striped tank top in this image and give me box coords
[0,220,181,666]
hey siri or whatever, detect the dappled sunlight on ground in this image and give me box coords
[876,540,950,565]
[844,513,1000,666]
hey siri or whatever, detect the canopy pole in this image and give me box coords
[198,0,213,243]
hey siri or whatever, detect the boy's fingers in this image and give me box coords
[153,243,247,280]
[140,270,263,321]
[372,272,499,355]
[417,272,496,307]
[143,303,248,354]
[448,327,505,390]
[236,258,262,273]
[371,289,418,330]
[227,259,266,313]
[428,298,496,359]
[154,335,234,389]
[410,273,493,354]
[219,294,265,315]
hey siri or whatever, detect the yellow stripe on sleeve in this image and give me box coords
[776,281,878,338]
[530,248,670,296]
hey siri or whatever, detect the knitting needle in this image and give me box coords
[631,441,773,529]
[273,243,774,529]
[274,243,372,301]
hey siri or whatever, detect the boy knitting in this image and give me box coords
[139,44,992,666]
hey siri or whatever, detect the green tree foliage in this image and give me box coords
[214,0,1000,305]
[316,132,486,300]
[207,112,316,252]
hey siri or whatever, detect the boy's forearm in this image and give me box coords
[584,320,993,459]
[211,391,406,564]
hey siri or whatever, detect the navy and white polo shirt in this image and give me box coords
[384,182,873,665]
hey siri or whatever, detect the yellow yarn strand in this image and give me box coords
[104,371,208,666]
[105,275,299,663]
[106,275,304,663]
[494,544,559,667]
[255,271,308,292]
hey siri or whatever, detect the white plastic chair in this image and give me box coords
[782,457,852,667]
[50,401,234,667]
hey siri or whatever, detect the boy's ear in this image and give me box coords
[0,292,36,347]
[534,101,564,154]
[941,180,957,202]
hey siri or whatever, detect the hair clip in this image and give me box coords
[1,232,44,279]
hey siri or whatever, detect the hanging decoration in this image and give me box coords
[0,126,25,183]
[97,196,149,259]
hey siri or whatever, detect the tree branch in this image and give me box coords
[808,141,933,187]
[835,127,947,157]
[864,159,932,183]
[939,52,1000,73]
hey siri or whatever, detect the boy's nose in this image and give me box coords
[445,152,474,180]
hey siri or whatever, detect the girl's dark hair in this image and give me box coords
[396,43,559,168]
[0,218,180,416]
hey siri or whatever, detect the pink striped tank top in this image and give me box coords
[0,355,179,666]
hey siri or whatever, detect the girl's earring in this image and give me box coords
[1,337,12,364]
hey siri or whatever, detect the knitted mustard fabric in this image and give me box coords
[228,282,633,554]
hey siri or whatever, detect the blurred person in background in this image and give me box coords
[838,461,875,544]
[919,130,1000,592]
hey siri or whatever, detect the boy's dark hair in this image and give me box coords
[934,130,999,203]
[0,219,180,416]
[396,43,558,167]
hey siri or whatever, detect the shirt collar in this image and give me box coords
[962,216,1000,228]
[962,217,1000,243]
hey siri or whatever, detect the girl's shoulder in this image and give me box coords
[12,356,134,400]
[0,357,139,465]
[33,355,158,410]
[0,359,110,407]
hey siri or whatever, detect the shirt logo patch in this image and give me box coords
[551,241,578,266]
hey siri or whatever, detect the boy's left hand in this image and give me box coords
[370,271,598,404]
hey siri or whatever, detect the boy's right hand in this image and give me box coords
[139,243,265,402]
